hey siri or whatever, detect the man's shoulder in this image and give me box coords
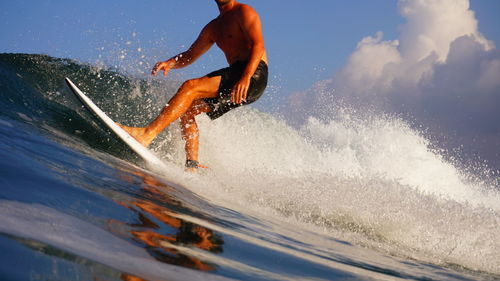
[237,3,258,16]
[203,18,218,34]
[206,18,217,27]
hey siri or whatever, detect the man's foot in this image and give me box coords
[116,123,156,147]
[185,159,208,173]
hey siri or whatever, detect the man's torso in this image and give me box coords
[207,4,267,64]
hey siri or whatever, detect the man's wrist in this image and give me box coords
[241,74,252,83]
[165,59,176,68]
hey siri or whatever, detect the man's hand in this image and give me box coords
[152,60,173,76]
[231,76,251,104]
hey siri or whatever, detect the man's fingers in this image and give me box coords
[232,91,238,103]
[240,91,244,103]
[236,86,241,104]
[238,85,248,104]
[152,63,160,76]
[231,81,249,104]
[235,85,248,104]
[236,86,243,104]
[241,86,248,103]
[152,62,169,77]
[231,86,239,103]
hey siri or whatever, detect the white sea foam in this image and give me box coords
[157,107,500,274]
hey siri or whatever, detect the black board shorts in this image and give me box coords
[204,60,268,120]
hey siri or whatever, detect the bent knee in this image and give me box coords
[178,76,218,99]
[179,78,204,93]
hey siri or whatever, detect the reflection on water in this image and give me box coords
[110,168,224,275]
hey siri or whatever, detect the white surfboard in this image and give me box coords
[65,77,169,171]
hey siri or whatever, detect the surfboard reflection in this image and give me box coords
[110,168,224,275]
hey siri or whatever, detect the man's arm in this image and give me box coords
[152,23,215,76]
[231,5,266,104]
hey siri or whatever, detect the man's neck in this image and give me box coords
[218,0,237,14]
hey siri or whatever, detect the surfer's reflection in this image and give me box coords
[120,274,147,281]
[111,169,224,273]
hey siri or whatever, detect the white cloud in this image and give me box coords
[331,0,496,101]
[289,0,500,168]
[397,0,492,62]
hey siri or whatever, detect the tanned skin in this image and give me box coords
[119,0,267,170]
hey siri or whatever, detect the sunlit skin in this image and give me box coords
[118,0,267,169]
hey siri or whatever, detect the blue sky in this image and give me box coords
[1,0,499,108]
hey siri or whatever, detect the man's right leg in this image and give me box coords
[119,75,221,147]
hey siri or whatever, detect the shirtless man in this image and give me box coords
[120,0,268,170]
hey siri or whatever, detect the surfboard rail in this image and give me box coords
[65,77,168,171]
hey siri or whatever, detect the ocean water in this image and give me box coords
[0,53,498,281]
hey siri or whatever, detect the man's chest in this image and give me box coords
[212,16,246,47]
